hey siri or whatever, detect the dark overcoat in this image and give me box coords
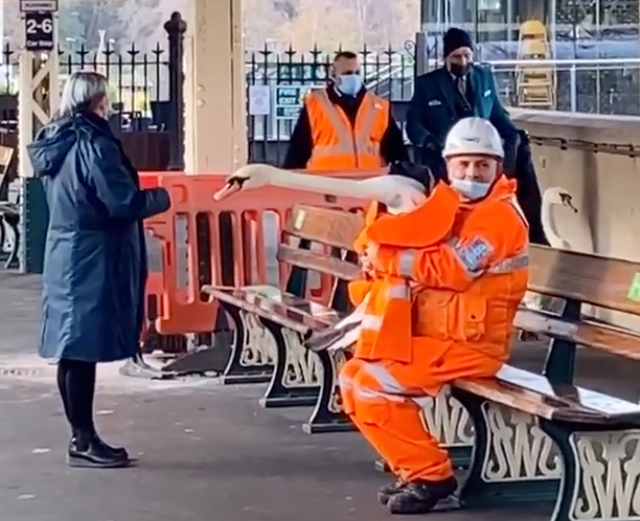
[27,112,170,362]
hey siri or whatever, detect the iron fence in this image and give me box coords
[0,43,171,132]
[1,41,638,130]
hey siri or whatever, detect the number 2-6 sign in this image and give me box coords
[25,11,55,52]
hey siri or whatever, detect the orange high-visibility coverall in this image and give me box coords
[340,176,529,483]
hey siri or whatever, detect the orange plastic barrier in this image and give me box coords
[140,171,374,336]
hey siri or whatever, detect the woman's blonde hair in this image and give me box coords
[59,71,110,117]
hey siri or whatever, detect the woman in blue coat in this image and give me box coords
[26,71,171,469]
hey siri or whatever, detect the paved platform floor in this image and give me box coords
[0,270,639,521]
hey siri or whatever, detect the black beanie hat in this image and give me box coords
[443,28,473,57]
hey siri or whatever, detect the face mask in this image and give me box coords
[449,62,470,78]
[451,179,490,200]
[338,74,363,96]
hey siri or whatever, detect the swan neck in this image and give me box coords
[269,170,368,197]
[541,195,564,247]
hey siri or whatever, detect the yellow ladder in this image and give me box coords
[516,20,556,109]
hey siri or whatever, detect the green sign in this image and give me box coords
[274,85,321,120]
[627,273,640,302]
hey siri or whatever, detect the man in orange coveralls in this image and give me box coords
[339,116,530,515]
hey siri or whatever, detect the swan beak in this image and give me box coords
[566,200,578,213]
[560,194,578,213]
[213,181,241,201]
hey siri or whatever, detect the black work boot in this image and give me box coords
[377,480,405,505]
[67,433,130,468]
[387,476,457,515]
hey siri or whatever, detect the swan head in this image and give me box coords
[376,176,429,214]
[213,164,279,201]
[544,186,578,213]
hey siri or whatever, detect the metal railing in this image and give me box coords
[0,40,638,138]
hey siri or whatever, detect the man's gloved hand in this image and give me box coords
[388,161,435,194]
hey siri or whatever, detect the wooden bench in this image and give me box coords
[0,145,18,269]
[515,246,640,382]
[203,204,363,433]
[436,247,640,472]
[450,365,640,520]
[295,211,640,518]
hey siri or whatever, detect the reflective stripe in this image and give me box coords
[308,90,383,162]
[357,286,408,335]
[355,387,407,403]
[354,362,434,405]
[312,90,353,154]
[412,396,435,408]
[362,362,406,394]
[338,374,353,389]
[356,96,380,157]
[388,284,410,299]
[361,314,383,331]
[398,250,417,277]
[508,196,529,228]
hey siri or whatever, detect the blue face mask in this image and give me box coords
[338,74,363,96]
[451,179,491,200]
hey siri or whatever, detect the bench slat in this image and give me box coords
[529,246,640,316]
[277,245,361,281]
[455,365,640,425]
[285,204,364,250]
[515,307,640,361]
[203,285,342,334]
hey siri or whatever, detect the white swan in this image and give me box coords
[520,186,577,340]
[541,186,578,248]
[213,164,429,215]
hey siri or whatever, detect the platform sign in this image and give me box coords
[20,0,58,12]
[24,11,55,51]
[274,85,322,120]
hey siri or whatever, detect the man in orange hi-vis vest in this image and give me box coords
[339,117,530,515]
[282,51,408,171]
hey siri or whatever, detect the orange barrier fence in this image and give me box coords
[140,171,374,337]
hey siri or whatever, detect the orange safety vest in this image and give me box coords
[305,89,389,171]
[348,183,462,363]
[349,177,529,364]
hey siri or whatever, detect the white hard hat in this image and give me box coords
[442,117,504,159]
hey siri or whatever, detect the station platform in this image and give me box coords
[0,271,639,521]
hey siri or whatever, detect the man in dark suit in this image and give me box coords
[407,28,547,244]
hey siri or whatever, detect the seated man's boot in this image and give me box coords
[387,476,457,515]
[67,433,130,468]
[377,480,405,505]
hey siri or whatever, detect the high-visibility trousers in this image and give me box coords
[339,343,502,482]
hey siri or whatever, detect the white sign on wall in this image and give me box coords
[248,85,271,116]
[20,0,58,12]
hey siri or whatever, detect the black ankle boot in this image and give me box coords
[67,433,130,468]
[92,435,129,460]
[387,476,457,514]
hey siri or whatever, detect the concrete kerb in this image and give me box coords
[0,353,223,394]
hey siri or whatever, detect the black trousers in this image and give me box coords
[57,359,97,437]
